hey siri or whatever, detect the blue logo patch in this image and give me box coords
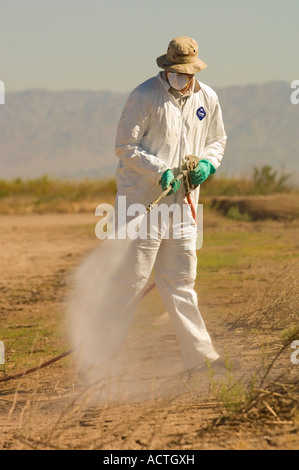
[196,106,206,121]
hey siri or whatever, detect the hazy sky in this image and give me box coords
[1,0,298,93]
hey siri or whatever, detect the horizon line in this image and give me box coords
[3,79,291,95]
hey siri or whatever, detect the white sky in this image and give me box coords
[1,0,298,92]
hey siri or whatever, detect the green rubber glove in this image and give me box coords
[160,169,181,195]
[189,159,216,185]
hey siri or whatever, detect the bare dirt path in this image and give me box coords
[0,210,298,450]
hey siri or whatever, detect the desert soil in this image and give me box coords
[0,206,298,450]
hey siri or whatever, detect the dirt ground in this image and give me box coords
[0,205,298,450]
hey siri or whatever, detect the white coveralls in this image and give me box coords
[111,72,227,371]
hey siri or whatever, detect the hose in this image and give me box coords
[0,349,73,384]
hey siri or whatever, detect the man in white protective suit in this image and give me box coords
[111,36,227,374]
[76,36,228,383]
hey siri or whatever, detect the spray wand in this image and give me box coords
[146,155,199,219]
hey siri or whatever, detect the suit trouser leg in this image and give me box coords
[154,232,219,370]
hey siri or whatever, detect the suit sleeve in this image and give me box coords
[115,88,168,185]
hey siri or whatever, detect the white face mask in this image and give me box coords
[167,72,191,91]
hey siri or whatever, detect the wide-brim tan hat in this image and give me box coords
[156,36,207,74]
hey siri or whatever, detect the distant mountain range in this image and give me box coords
[0,81,298,179]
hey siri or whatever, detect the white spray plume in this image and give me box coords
[66,214,195,403]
